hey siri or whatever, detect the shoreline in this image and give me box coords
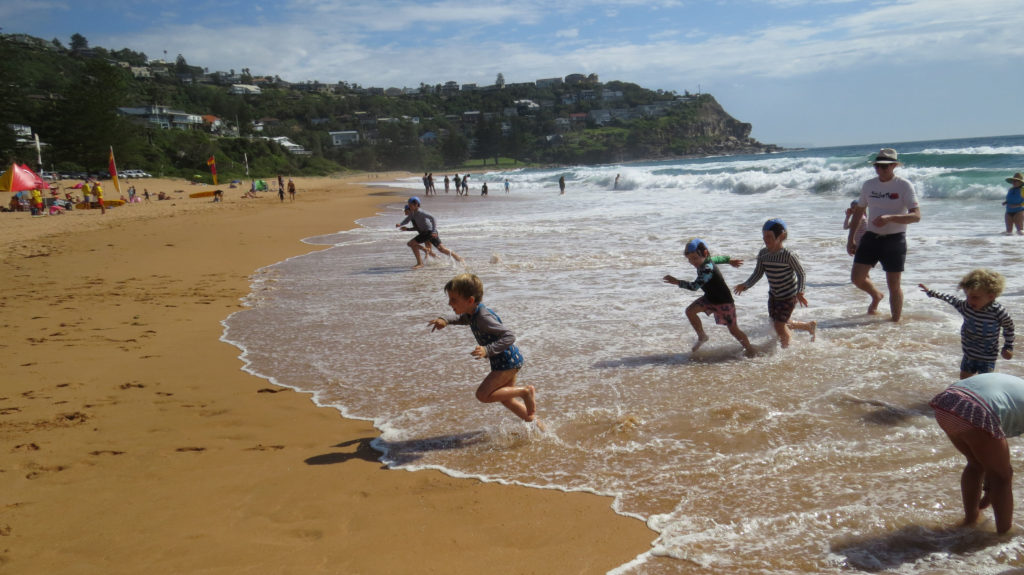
[1,175,652,574]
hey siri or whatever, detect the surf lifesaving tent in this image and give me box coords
[0,163,50,192]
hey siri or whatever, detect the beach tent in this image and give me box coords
[0,163,50,192]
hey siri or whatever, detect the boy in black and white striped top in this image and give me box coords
[920,269,1015,379]
[733,218,816,348]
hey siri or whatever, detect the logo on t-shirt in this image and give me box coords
[870,191,899,200]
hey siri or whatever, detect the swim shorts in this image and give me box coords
[960,356,996,375]
[414,231,442,247]
[854,231,906,273]
[694,296,737,326]
[930,387,1005,439]
[768,293,797,323]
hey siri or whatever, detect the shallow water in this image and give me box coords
[224,135,1024,573]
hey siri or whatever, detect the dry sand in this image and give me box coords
[0,174,652,574]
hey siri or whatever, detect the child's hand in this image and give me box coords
[428,318,447,332]
[918,283,928,293]
[1003,349,1013,361]
[663,275,679,286]
[797,293,809,307]
[733,284,747,295]
[728,258,743,268]
[471,345,487,359]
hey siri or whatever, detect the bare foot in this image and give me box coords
[743,346,757,358]
[412,263,424,269]
[692,334,709,352]
[523,385,536,418]
[808,321,817,342]
[867,292,885,315]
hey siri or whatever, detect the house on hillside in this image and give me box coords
[230,84,261,95]
[117,105,203,130]
[329,131,360,147]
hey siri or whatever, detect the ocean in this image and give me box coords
[223,134,1024,574]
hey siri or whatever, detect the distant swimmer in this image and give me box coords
[559,175,565,195]
[1002,172,1024,235]
[614,173,620,190]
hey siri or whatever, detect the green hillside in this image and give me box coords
[0,33,780,180]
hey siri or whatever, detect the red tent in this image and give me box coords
[0,163,50,191]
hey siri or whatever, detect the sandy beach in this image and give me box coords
[1,175,652,574]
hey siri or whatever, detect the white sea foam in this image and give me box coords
[223,135,1024,574]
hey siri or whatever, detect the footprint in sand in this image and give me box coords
[175,447,206,452]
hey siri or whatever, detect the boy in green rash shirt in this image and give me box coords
[663,238,755,356]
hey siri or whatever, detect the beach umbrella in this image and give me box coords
[0,163,50,191]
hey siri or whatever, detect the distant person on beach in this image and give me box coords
[287,178,296,202]
[453,174,461,196]
[846,148,921,322]
[396,196,463,268]
[278,174,284,195]
[427,273,539,425]
[920,269,1014,379]
[30,188,43,216]
[1002,172,1024,235]
[663,238,754,356]
[93,181,106,214]
[397,204,437,261]
[504,179,510,194]
[444,175,450,194]
[462,174,470,195]
[733,219,816,348]
[614,174,620,190]
[930,372,1024,534]
[481,182,488,196]
[143,188,150,202]
[559,176,566,195]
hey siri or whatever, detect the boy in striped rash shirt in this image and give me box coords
[733,218,816,348]
[920,269,1015,379]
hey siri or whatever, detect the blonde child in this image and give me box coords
[428,274,538,423]
[920,268,1015,379]
[663,238,754,355]
[733,219,816,348]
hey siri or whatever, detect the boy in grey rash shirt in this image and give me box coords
[395,196,463,268]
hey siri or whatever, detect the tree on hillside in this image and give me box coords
[70,33,88,51]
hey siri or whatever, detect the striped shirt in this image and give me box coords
[924,289,1015,361]
[740,247,805,299]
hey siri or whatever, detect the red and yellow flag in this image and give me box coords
[207,155,217,185]
[108,146,121,195]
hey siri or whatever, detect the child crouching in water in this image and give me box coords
[733,218,816,348]
[920,269,1015,379]
[429,273,539,424]
[663,238,755,356]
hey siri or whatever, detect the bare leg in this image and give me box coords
[851,262,884,315]
[773,321,792,348]
[476,370,534,422]
[406,239,424,268]
[946,428,1013,533]
[685,303,708,351]
[728,323,755,356]
[1006,213,1014,234]
[436,243,464,263]
[1015,212,1024,234]
[885,271,903,322]
[786,320,816,343]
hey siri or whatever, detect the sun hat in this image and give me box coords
[684,238,706,254]
[1006,173,1024,186]
[408,196,421,205]
[763,218,787,234]
[872,148,899,164]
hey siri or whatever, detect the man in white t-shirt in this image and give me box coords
[846,148,921,322]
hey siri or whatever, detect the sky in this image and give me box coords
[4,0,1023,148]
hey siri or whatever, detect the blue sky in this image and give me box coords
[4,0,1023,148]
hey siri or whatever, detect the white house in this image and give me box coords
[230,84,262,95]
[329,131,360,147]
